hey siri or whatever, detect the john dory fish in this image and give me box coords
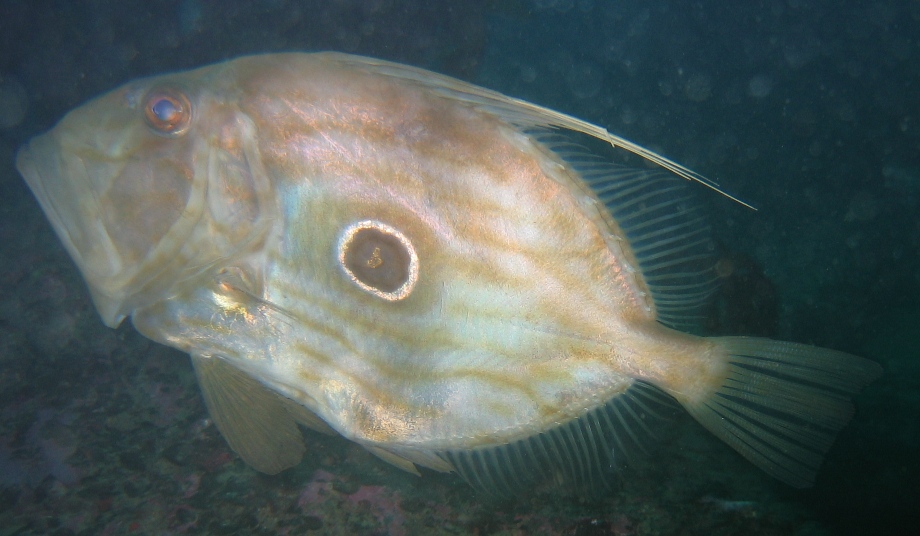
[17,53,880,493]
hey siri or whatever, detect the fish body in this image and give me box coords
[17,53,880,492]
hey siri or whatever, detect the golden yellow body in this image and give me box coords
[17,53,880,493]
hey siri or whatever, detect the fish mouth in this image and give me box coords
[16,128,198,328]
[17,134,131,326]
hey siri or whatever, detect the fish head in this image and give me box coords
[16,64,271,327]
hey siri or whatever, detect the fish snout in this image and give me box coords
[16,125,203,327]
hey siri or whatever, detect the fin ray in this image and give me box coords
[682,337,882,487]
[519,128,722,330]
[191,354,305,475]
[329,52,753,209]
[436,382,674,497]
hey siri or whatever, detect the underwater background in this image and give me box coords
[0,1,917,534]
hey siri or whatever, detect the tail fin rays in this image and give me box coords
[683,337,881,487]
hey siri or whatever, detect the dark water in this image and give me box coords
[0,1,916,534]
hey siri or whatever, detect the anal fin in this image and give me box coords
[440,381,675,497]
[192,354,306,474]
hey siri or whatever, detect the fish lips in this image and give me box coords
[17,133,131,326]
[16,124,200,328]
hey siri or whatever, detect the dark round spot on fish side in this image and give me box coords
[143,87,191,136]
[337,220,420,301]
[343,227,411,293]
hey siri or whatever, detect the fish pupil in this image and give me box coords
[142,88,192,136]
[151,98,178,122]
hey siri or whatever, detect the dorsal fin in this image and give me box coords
[191,354,306,474]
[327,52,754,210]
[528,129,718,331]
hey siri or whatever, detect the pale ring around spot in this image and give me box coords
[336,220,420,301]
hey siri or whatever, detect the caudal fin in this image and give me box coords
[683,337,882,487]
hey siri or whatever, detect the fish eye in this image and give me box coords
[142,88,192,136]
[337,220,419,301]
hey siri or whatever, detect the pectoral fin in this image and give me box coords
[278,394,337,436]
[191,354,305,474]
